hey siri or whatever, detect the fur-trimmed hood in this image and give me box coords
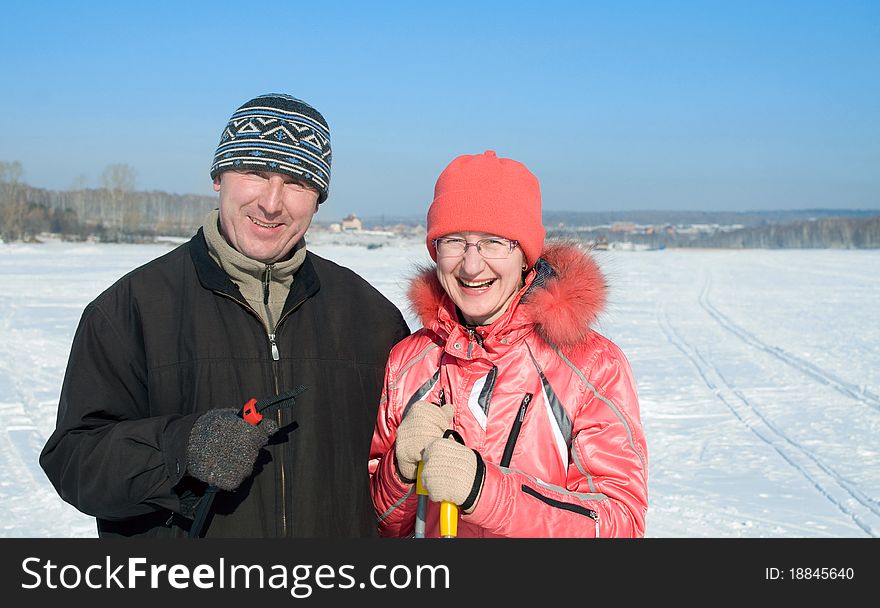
[407,243,607,348]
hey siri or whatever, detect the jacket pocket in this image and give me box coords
[499,393,532,468]
[521,485,600,537]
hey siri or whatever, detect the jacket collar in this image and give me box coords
[201,209,306,294]
[189,229,320,315]
[407,243,607,349]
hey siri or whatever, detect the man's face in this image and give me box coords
[215,170,319,264]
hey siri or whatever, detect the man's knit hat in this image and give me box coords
[426,151,545,267]
[210,94,332,203]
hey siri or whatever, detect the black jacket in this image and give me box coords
[39,231,410,537]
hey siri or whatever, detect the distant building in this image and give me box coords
[341,214,363,232]
[610,222,637,233]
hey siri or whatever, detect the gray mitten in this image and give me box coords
[186,408,279,491]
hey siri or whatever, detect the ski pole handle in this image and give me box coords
[414,461,428,538]
[439,501,458,538]
[415,461,428,496]
[413,388,458,538]
[439,428,464,538]
[415,460,456,537]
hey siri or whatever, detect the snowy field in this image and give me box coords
[0,236,877,538]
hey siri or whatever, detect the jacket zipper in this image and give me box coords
[500,393,532,468]
[214,291,279,363]
[213,288,309,538]
[268,333,280,361]
[271,295,310,537]
[465,327,484,358]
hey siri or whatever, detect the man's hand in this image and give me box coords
[187,408,279,491]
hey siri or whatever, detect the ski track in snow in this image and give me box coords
[600,248,878,537]
[1,240,878,537]
[699,279,880,413]
[659,308,880,536]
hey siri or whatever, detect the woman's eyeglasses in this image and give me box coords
[433,237,520,259]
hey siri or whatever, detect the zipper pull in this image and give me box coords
[500,393,532,468]
[517,393,531,421]
[269,333,280,361]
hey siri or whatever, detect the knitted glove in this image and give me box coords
[421,437,486,513]
[177,491,202,520]
[186,408,279,491]
[394,400,454,482]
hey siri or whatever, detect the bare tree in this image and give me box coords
[0,160,27,241]
[69,173,89,227]
[101,163,138,239]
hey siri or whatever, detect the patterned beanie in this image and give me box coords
[210,94,332,203]
[426,151,545,267]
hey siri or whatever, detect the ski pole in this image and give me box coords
[413,391,461,539]
[439,501,458,538]
[439,428,463,538]
[188,385,306,538]
[414,458,459,538]
[414,388,446,539]
[414,460,428,538]
[436,387,460,538]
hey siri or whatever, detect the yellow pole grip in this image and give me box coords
[417,461,458,537]
[415,461,427,495]
[439,501,458,538]
[414,461,428,538]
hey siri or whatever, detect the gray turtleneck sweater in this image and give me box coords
[202,209,307,332]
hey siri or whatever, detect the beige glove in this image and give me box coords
[421,437,486,513]
[394,400,454,482]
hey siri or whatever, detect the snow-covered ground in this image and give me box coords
[1,237,877,538]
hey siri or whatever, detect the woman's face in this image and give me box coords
[435,231,526,326]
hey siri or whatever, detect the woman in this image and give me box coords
[369,151,648,537]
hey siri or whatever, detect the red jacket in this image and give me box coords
[369,244,648,537]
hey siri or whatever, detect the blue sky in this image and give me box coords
[1,0,877,220]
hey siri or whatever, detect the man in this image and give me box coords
[40,94,410,537]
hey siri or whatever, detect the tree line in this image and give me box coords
[543,208,880,228]
[0,161,215,242]
[548,216,880,249]
[680,216,880,249]
[3,159,878,248]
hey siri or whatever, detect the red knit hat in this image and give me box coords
[426,151,545,267]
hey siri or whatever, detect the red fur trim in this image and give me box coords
[407,264,447,329]
[525,244,607,346]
